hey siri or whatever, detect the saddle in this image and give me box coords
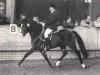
[39,28,59,41]
[39,26,64,41]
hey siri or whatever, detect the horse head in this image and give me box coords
[21,16,42,37]
[21,22,29,37]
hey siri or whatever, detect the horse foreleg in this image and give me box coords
[40,50,53,69]
[56,47,68,66]
[18,47,35,67]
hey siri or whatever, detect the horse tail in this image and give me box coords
[72,31,89,59]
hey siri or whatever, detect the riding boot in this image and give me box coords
[45,38,51,51]
[39,30,45,41]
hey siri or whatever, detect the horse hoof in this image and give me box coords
[56,61,60,66]
[82,63,86,68]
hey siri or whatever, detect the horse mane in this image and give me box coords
[29,20,42,33]
[28,20,42,43]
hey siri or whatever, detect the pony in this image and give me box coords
[18,17,88,69]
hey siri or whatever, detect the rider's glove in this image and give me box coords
[40,22,45,26]
[27,23,30,27]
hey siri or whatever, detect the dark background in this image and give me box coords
[15,0,88,23]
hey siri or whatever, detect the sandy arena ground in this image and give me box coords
[0,58,99,75]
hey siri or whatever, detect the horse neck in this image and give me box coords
[28,21,42,39]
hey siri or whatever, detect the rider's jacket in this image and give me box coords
[44,11,59,30]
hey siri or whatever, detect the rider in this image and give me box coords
[41,3,59,50]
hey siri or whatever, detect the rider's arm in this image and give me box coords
[45,12,58,26]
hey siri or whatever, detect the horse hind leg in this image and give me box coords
[56,46,68,67]
[69,42,86,68]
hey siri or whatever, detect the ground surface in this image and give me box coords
[0,58,100,75]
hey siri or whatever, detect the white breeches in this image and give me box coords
[44,28,53,38]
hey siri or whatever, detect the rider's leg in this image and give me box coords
[44,28,53,50]
[44,28,53,38]
[39,30,45,41]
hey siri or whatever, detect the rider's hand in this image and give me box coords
[40,22,45,26]
[27,23,30,27]
[42,23,45,26]
[40,22,43,24]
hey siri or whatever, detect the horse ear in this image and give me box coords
[27,23,30,27]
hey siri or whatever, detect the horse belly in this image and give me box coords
[51,34,60,48]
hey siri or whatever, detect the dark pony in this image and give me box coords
[18,18,88,69]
